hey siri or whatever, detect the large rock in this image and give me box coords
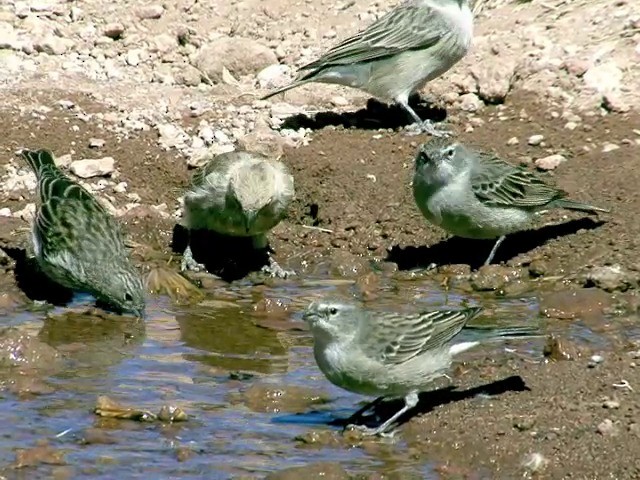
[70,157,115,178]
[193,36,277,83]
[583,62,622,93]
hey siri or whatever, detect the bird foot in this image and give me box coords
[346,423,397,438]
[405,120,451,138]
[260,258,295,279]
[180,247,207,273]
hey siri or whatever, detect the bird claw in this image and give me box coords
[405,120,452,138]
[260,260,295,279]
[180,248,207,273]
[181,258,206,273]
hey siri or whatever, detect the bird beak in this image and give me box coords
[416,148,429,166]
[302,302,320,324]
[244,210,258,233]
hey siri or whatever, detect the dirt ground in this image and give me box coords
[1,88,639,478]
[3,89,638,278]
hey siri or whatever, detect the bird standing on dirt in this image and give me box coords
[21,149,145,316]
[412,138,610,265]
[181,150,295,278]
[261,0,474,137]
[303,300,540,436]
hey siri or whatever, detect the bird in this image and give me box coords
[412,138,610,265]
[261,0,474,137]
[21,148,145,316]
[181,150,295,278]
[303,300,540,436]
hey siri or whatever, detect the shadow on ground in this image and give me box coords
[3,247,75,305]
[278,94,447,131]
[171,224,272,282]
[387,218,606,271]
[330,375,529,431]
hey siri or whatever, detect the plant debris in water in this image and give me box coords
[145,266,204,304]
[94,395,188,423]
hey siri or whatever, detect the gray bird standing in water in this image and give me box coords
[303,301,540,436]
[181,150,295,278]
[261,0,474,137]
[21,149,145,316]
[412,138,610,265]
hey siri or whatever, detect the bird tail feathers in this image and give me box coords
[552,198,609,214]
[449,324,542,356]
[260,78,315,100]
[463,324,542,341]
[21,149,56,175]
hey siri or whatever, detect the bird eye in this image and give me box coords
[124,293,133,302]
[443,146,456,158]
[329,307,338,315]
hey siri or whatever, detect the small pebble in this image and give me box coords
[330,96,348,107]
[113,182,128,193]
[603,399,620,409]
[521,452,548,473]
[602,143,620,153]
[528,134,544,146]
[89,138,105,149]
[535,154,566,171]
[596,419,617,436]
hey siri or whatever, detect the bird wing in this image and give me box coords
[35,168,120,256]
[470,152,567,209]
[300,2,449,70]
[358,308,480,365]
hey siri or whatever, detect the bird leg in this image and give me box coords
[342,396,385,432]
[398,99,450,138]
[180,244,207,273]
[351,391,419,437]
[484,235,506,266]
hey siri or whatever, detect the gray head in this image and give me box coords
[94,262,146,317]
[227,159,278,232]
[414,138,472,188]
[302,300,362,343]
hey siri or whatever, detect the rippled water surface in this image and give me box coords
[0,269,628,479]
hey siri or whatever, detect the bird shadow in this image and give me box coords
[329,374,529,431]
[171,225,272,282]
[387,217,606,271]
[277,94,447,131]
[3,247,75,305]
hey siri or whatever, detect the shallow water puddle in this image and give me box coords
[0,271,629,478]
